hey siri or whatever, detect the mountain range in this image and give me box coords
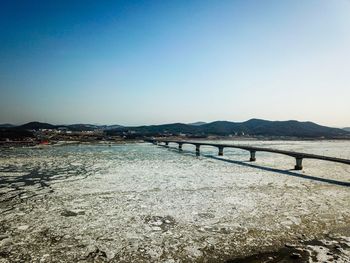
[1,119,349,139]
[108,119,349,138]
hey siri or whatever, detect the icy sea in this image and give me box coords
[0,141,350,262]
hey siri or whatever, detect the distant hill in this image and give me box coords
[103,124,124,130]
[343,127,350,132]
[66,124,101,131]
[66,124,123,131]
[0,124,15,128]
[19,122,56,130]
[108,119,350,138]
[188,121,207,126]
[123,123,200,135]
[18,121,100,131]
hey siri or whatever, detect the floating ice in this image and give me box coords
[0,141,349,262]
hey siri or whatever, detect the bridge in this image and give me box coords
[145,139,350,170]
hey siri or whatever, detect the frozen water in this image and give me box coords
[0,140,350,262]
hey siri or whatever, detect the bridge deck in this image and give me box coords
[146,139,350,169]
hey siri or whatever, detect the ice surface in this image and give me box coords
[0,140,350,262]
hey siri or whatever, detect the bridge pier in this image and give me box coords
[178,143,183,151]
[295,157,303,170]
[218,146,224,156]
[250,151,256,162]
[195,145,200,156]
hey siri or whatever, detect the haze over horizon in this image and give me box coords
[1,0,350,127]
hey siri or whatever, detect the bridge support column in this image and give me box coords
[178,143,183,151]
[250,151,256,162]
[218,146,224,156]
[295,158,303,170]
[195,145,200,156]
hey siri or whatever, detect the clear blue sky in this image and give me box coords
[1,0,349,127]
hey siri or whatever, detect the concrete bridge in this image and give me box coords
[145,139,350,170]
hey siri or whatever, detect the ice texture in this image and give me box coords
[0,140,350,262]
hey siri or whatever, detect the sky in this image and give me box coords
[0,0,350,127]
